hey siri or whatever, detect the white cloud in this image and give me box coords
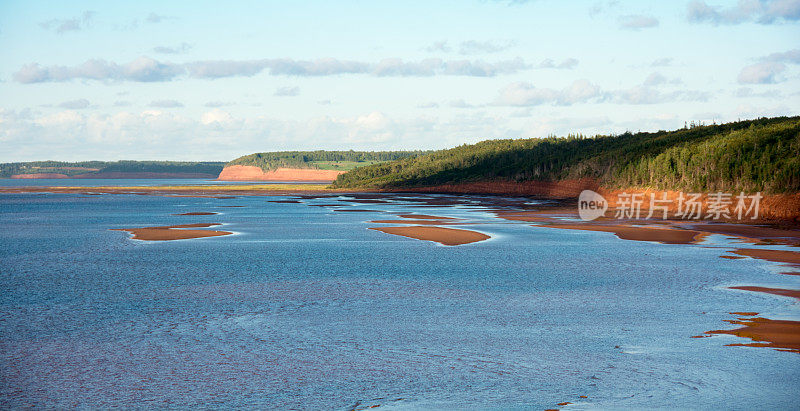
[200,109,236,126]
[651,57,673,67]
[619,14,660,29]
[274,86,300,96]
[15,56,532,83]
[150,99,184,108]
[537,58,579,69]
[39,11,94,34]
[687,0,800,25]
[494,80,604,106]
[737,61,786,83]
[58,99,91,109]
[763,48,800,63]
[153,42,192,55]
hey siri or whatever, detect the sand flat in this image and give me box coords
[174,212,218,216]
[729,286,800,300]
[370,219,458,225]
[533,223,705,244]
[730,249,800,266]
[112,223,232,241]
[396,214,460,220]
[703,315,800,353]
[369,225,490,246]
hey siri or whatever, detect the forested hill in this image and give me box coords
[331,116,800,194]
[0,160,226,178]
[226,150,427,172]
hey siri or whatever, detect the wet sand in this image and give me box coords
[396,214,460,220]
[369,226,490,246]
[729,249,800,266]
[729,286,800,301]
[371,219,459,225]
[111,223,232,241]
[702,314,800,353]
[174,212,218,216]
[533,223,706,244]
[689,223,800,244]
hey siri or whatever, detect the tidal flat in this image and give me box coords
[1,189,798,409]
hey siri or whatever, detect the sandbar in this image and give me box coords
[729,286,800,300]
[112,223,232,241]
[703,315,800,353]
[370,219,458,225]
[369,225,489,246]
[534,223,705,244]
[730,249,800,266]
[174,212,218,216]
[396,214,459,220]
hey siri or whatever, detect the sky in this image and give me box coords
[0,0,798,162]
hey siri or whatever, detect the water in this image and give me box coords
[0,192,798,409]
[0,178,328,187]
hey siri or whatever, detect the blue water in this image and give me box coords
[0,178,328,187]
[0,192,798,409]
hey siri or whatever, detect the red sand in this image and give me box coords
[396,214,459,220]
[174,212,218,216]
[534,223,706,244]
[703,315,800,353]
[371,220,457,225]
[729,286,800,300]
[369,226,490,246]
[111,223,232,241]
[730,249,800,266]
[217,165,344,181]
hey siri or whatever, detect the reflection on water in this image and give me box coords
[0,192,798,408]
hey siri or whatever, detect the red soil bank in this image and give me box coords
[217,165,344,182]
[392,179,799,222]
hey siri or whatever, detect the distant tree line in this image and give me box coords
[0,160,226,177]
[227,150,427,171]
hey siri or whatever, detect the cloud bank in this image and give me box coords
[13,56,533,83]
[687,0,800,25]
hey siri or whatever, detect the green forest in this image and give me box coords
[331,116,800,194]
[227,150,426,172]
[0,161,226,177]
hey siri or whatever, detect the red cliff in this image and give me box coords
[217,165,344,182]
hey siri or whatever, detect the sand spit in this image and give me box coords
[371,219,459,225]
[729,249,800,266]
[173,212,218,216]
[533,223,706,244]
[369,225,490,246]
[111,223,232,241]
[396,214,460,220]
[729,286,800,301]
[701,314,800,353]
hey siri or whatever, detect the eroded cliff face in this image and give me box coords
[217,165,344,182]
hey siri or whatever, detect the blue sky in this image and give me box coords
[0,0,798,161]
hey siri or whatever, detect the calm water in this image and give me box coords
[0,191,798,409]
[0,179,328,187]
